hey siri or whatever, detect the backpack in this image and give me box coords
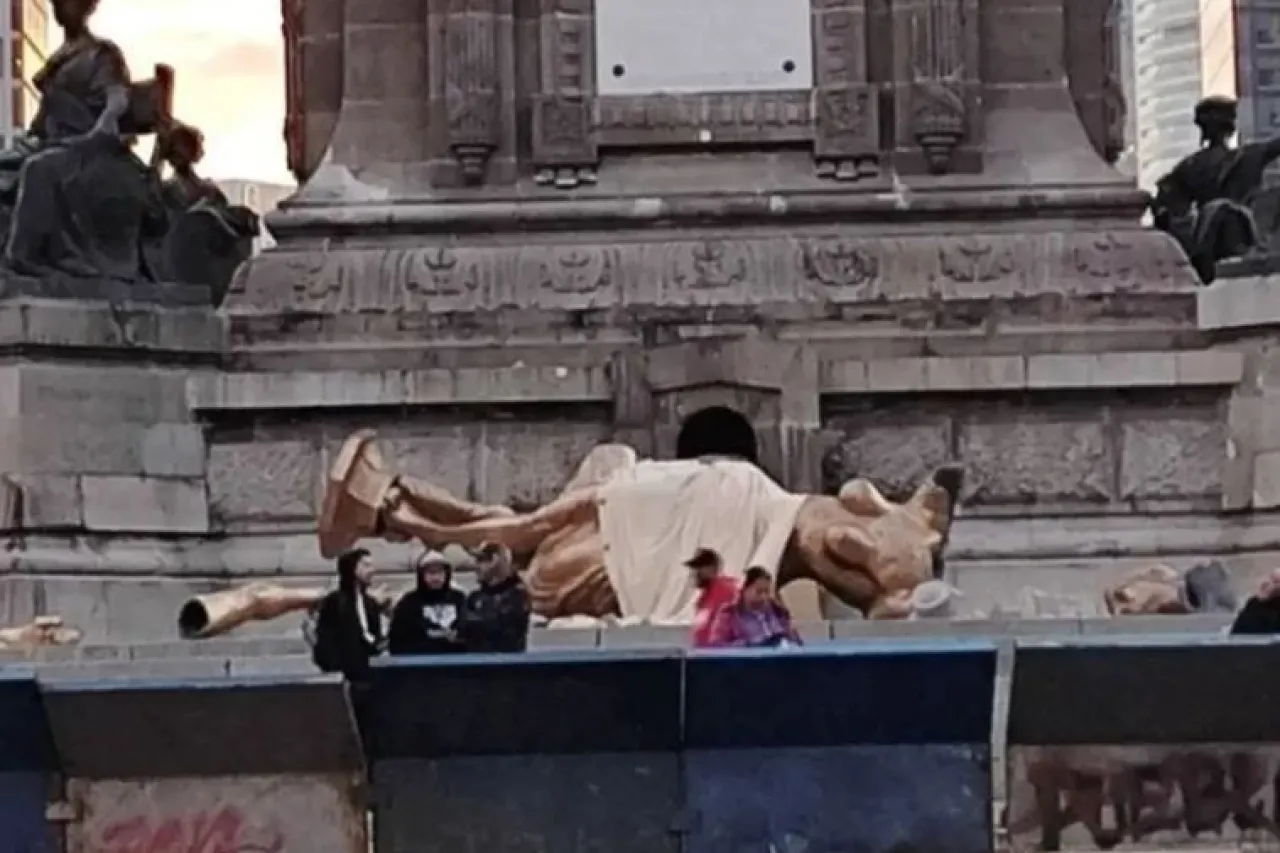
[303,596,339,673]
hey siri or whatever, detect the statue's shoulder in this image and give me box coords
[88,37,130,76]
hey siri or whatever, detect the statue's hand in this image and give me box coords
[792,475,954,619]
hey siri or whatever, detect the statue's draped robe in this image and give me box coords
[3,36,161,279]
[596,459,805,622]
[144,173,257,298]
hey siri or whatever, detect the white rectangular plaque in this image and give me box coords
[594,0,813,96]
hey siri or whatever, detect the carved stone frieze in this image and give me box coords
[1071,234,1193,289]
[226,231,1199,316]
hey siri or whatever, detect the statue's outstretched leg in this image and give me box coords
[381,486,597,555]
[318,430,593,559]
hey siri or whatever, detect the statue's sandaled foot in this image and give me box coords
[318,430,397,558]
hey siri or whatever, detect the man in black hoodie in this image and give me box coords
[389,549,467,656]
[312,548,385,681]
[1230,568,1280,635]
[456,542,531,653]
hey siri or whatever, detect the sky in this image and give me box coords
[92,0,290,185]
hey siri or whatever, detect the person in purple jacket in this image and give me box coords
[708,567,802,649]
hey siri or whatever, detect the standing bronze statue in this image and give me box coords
[1151,96,1280,284]
[0,0,258,302]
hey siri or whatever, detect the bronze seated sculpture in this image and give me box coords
[1151,96,1280,285]
[0,0,258,303]
[317,430,964,622]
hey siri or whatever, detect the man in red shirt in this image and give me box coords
[686,548,740,648]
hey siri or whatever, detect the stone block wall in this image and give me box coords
[825,389,1227,513]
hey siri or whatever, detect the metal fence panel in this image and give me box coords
[685,745,991,853]
[683,643,998,853]
[1006,638,1280,853]
[43,675,366,853]
[0,671,54,853]
[370,650,683,853]
[374,755,679,853]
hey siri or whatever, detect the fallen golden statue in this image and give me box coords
[318,430,963,621]
[178,582,406,640]
[0,616,82,651]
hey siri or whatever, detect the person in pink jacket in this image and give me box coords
[708,567,802,649]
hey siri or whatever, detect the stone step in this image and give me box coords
[0,614,1236,680]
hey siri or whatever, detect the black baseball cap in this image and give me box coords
[684,548,721,569]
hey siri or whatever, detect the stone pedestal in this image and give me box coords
[200,0,1280,622]
[0,283,225,642]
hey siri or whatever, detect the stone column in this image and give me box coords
[322,0,432,194]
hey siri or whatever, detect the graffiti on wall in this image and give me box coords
[94,806,285,853]
[1007,745,1280,852]
[76,776,362,853]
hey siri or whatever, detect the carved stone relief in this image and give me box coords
[428,0,516,187]
[531,0,599,188]
[812,0,881,181]
[227,231,1198,316]
[892,0,980,175]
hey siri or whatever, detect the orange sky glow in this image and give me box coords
[92,0,290,184]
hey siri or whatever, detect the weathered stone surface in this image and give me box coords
[1253,450,1280,509]
[0,298,223,354]
[386,432,475,500]
[1120,416,1225,500]
[826,417,951,500]
[81,476,209,534]
[0,364,190,423]
[12,475,83,529]
[475,422,611,507]
[959,417,1113,504]
[208,441,319,523]
[0,418,205,478]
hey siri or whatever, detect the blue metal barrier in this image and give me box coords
[42,674,366,853]
[370,650,684,853]
[0,671,54,853]
[683,642,998,853]
[1006,637,1280,853]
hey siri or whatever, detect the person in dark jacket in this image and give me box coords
[312,548,385,681]
[388,549,467,656]
[456,542,531,653]
[1230,569,1280,635]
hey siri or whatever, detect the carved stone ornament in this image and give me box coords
[913,77,966,174]
[442,1,502,185]
[938,240,1015,284]
[671,240,749,291]
[908,0,968,175]
[802,240,881,290]
[539,249,614,295]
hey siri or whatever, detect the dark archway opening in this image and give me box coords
[676,406,758,464]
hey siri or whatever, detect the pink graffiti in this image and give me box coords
[97,806,285,853]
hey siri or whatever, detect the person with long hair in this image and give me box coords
[707,567,802,649]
